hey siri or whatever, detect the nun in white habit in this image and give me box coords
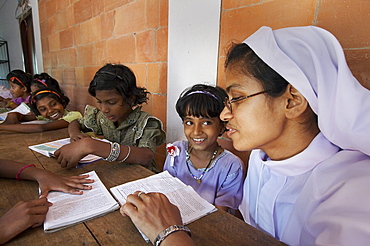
[118,26,370,246]
[222,26,370,245]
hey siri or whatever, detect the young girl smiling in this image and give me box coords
[164,84,244,212]
[0,88,82,132]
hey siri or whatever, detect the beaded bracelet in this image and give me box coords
[153,225,191,246]
[16,164,36,181]
[103,142,120,162]
[119,145,131,163]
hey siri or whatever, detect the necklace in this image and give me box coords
[185,146,218,184]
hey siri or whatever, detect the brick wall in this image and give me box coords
[217,0,370,165]
[38,0,369,170]
[218,0,370,90]
[38,0,168,168]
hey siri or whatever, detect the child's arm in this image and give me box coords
[68,119,91,141]
[0,159,94,197]
[0,159,94,244]
[1,112,37,125]
[0,198,51,245]
[54,138,154,168]
[0,97,10,108]
[0,119,69,133]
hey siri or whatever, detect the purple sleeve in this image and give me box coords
[163,155,171,171]
[214,156,244,210]
[11,96,30,105]
[11,97,23,105]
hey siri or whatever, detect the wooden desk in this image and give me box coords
[0,129,284,245]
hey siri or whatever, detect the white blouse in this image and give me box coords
[240,133,370,245]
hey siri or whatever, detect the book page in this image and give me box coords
[165,185,217,224]
[110,171,216,225]
[43,170,119,233]
[110,171,187,204]
[0,102,30,121]
[29,138,108,164]
[110,171,216,242]
[29,138,71,156]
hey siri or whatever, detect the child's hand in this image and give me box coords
[54,139,92,168]
[0,97,9,108]
[1,112,22,125]
[36,170,94,197]
[70,132,91,142]
[0,198,51,244]
[0,96,9,102]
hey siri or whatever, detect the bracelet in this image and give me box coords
[153,225,191,246]
[16,164,36,181]
[103,142,120,162]
[120,145,131,163]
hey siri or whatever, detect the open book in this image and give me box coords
[43,170,119,233]
[110,171,217,240]
[29,137,109,165]
[0,102,31,121]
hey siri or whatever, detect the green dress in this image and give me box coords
[78,105,166,172]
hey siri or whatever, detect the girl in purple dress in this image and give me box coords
[163,84,244,213]
[5,70,32,109]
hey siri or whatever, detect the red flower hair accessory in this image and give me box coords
[166,143,179,167]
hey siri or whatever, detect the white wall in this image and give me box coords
[29,0,43,73]
[0,0,43,73]
[167,0,221,143]
[0,0,24,71]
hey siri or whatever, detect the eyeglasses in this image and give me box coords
[224,91,269,113]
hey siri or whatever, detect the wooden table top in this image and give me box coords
[0,129,284,245]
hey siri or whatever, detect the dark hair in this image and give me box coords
[6,69,32,92]
[88,64,149,107]
[176,84,227,120]
[225,43,288,97]
[32,73,62,92]
[29,88,70,116]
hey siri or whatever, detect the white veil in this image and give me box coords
[243,26,370,156]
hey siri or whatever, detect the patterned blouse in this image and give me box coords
[78,105,166,172]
